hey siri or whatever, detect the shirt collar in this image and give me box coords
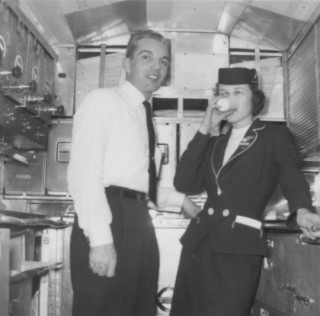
[121,81,146,107]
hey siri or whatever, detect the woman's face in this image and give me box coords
[218,83,254,129]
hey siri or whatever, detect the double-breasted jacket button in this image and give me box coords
[207,207,214,216]
[222,209,230,217]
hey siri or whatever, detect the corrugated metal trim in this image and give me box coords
[316,18,320,144]
[76,0,88,10]
[287,26,318,154]
[5,2,59,61]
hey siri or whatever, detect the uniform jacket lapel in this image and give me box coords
[211,119,266,181]
[228,119,265,162]
[211,127,231,176]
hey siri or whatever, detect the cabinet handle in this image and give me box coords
[263,239,274,269]
[299,235,320,246]
[278,283,296,294]
[295,294,315,306]
[279,283,315,305]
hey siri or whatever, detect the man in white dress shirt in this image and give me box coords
[68,29,199,316]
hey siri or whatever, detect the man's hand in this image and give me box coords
[181,196,201,218]
[296,208,320,240]
[89,243,117,277]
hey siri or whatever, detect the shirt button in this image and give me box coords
[222,209,230,217]
[207,207,214,216]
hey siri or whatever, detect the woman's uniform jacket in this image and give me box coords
[174,119,313,256]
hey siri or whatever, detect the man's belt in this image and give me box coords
[105,186,148,201]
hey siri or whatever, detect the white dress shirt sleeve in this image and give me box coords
[68,89,115,247]
[154,141,185,211]
[157,187,185,211]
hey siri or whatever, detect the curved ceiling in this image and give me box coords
[19,0,320,50]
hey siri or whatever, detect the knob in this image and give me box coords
[11,65,22,78]
[29,80,37,94]
[2,80,37,93]
[55,105,64,115]
[0,66,22,78]
[43,92,52,103]
[0,66,21,77]
[35,104,64,116]
[27,93,52,104]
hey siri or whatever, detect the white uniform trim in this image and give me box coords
[234,215,262,230]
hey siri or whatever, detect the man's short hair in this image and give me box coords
[126,29,169,59]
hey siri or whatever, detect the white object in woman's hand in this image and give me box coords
[216,98,230,111]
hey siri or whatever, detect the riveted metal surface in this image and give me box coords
[287,26,319,155]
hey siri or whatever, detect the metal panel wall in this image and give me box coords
[46,119,72,195]
[154,223,186,315]
[179,122,201,158]
[287,25,319,154]
[53,46,76,117]
[3,152,46,195]
[155,122,177,189]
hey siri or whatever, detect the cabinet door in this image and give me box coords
[46,119,72,195]
[155,122,177,188]
[289,236,320,316]
[255,234,295,315]
[179,122,201,158]
[0,229,10,316]
[255,233,320,316]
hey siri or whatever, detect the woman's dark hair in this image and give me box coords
[250,83,265,116]
[126,29,169,59]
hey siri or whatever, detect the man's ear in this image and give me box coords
[123,58,131,74]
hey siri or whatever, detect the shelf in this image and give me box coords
[10,261,62,283]
[0,210,69,229]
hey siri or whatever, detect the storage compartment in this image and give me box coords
[4,151,46,195]
[0,210,69,316]
[155,121,178,189]
[179,121,202,158]
[152,214,189,315]
[153,98,178,117]
[254,232,320,316]
[182,98,208,118]
[46,119,72,195]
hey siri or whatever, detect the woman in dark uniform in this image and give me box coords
[170,67,320,316]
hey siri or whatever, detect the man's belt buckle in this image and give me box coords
[106,186,148,201]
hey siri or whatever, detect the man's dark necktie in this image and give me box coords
[143,100,157,203]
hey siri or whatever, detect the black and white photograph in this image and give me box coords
[1,1,320,315]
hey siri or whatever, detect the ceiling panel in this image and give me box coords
[19,0,75,46]
[230,3,306,50]
[251,0,318,21]
[147,0,225,31]
[57,0,119,14]
[18,0,320,50]
[64,1,147,44]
